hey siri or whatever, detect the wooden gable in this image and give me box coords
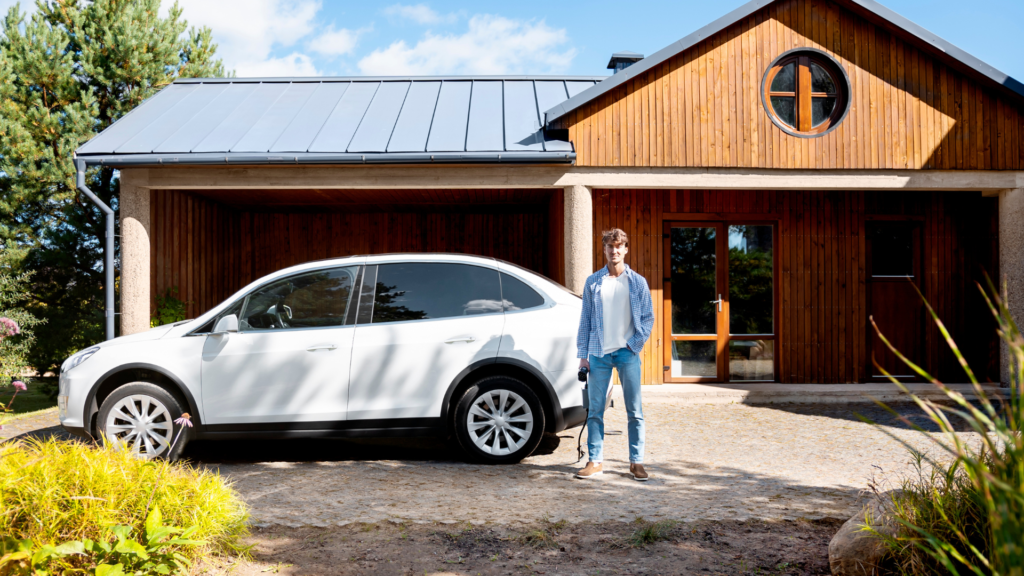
[564,0,1024,169]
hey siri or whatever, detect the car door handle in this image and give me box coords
[444,336,476,344]
[306,343,338,352]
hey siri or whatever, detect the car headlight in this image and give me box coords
[63,346,100,373]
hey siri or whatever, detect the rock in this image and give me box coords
[828,491,901,576]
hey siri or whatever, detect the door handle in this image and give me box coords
[444,336,476,344]
[306,343,338,352]
[710,294,723,313]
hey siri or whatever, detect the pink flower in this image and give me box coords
[11,380,26,391]
[174,413,193,428]
[0,318,19,338]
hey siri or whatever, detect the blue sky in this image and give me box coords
[4,0,1022,82]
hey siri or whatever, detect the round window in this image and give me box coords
[762,49,850,137]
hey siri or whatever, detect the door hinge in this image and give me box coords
[663,366,670,371]
[662,233,671,239]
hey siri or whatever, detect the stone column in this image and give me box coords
[998,188,1024,387]
[563,185,593,295]
[120,175,151,335]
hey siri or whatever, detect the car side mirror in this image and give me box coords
[213,314,239,334]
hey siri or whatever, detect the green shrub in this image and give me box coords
[865,278,1023,576]
[150,288,191,328]
[0,438,249,567]
[0,270,44,381]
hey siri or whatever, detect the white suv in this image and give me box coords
[58,254,586,464]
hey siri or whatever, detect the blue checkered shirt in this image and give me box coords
[576,264,655,359]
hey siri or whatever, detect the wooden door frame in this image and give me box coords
[864,217,925,380]
[662,218,781,384]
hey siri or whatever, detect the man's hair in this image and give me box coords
[602,228,629,247]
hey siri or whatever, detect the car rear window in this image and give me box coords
[369,263,502,323]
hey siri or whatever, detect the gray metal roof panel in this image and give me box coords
[426,81,472,152]
[544,0,1024,123]
[231,83,319,152]
[347,81,411,152]
[268,82,350,152]
[77,76,603,164]
[114,84,222,153]
[193,83,290,152]
[308,82,378,152]
[504,81,544,151]
[465,81,504,151]
[387,81,441,152]
[78,83,197,154]
[153,83,257,153]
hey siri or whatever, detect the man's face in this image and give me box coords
[604,241,628,265]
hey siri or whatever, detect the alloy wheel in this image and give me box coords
[466,389,534,456]
[104,394,174,458]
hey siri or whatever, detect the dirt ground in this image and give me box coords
[200,518,843,576]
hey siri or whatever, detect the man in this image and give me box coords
[575,228,655,481]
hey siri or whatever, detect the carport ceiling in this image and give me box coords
[185,188,555,213]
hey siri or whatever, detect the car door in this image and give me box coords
[201,265,359,425]
[347,262,504,422]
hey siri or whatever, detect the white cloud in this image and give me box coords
[168,0,322,77]
[308,25,368,57]
[358,15,575,75]
[383,4,457,25]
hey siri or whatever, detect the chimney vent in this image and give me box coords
[607,51,644,73]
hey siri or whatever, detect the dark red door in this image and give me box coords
[867,221,924,379]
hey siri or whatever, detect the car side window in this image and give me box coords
[370,263,501,323]
[499,273,545,311]
[241,266,358,331]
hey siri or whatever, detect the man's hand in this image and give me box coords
[579,358,590,370]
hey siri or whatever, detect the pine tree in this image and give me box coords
[0,0,226,371]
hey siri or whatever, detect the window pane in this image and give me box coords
[241,266,358,331]
[670,227,717,334]
[671,341,717,378]
[770,62,795,92]
[729,340,774,381]
[770,96,796,128]
[500,273,545,311]
[372,263,501,323]
[728,225,773,335]
[870,226,915,276]
[812,97,836,127]
[810,62,836,93]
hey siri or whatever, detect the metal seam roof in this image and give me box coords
[544,0,1024,124]
[76,76,605,166]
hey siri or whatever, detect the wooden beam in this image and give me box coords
[124,166,1024,192]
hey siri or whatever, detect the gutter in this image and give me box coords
[75,158,116,341]
[74,151,576,168]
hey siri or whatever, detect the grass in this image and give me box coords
[625,518,677,548]
[0,437,250,561]
[862,277,1023,576]
[518,518,568,549]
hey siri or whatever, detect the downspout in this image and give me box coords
[75,158,115,341]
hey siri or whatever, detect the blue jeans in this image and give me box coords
[586,348,645,464]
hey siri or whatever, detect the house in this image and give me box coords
[75,0,1024,385]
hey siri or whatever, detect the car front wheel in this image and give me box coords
[454,376,546,464]
[96,382,189,460]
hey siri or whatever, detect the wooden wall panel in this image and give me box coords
[566,0,1024,169]
[151,189,556,319]
[592,189,999,384]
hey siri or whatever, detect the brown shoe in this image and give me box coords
[630,463,650,482]
[575,462,603,479]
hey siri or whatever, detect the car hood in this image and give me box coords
[95,324,179,348]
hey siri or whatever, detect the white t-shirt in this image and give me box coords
[600,272,634,355]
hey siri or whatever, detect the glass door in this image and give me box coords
[663,221,776,383]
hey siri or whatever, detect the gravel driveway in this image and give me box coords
[3,395,967,528]
[181,395,966,528]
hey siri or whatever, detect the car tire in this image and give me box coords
[96,382,190,461]
[454,376,546,464]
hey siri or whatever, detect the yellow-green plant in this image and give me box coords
[0,438,249,564]
[865,277,1023,576]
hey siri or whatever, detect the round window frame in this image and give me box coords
[760,48,851,138]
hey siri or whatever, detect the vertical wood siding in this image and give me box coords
[566,0,1024,169]
[150,189,555,319]
[592,189,999,383]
